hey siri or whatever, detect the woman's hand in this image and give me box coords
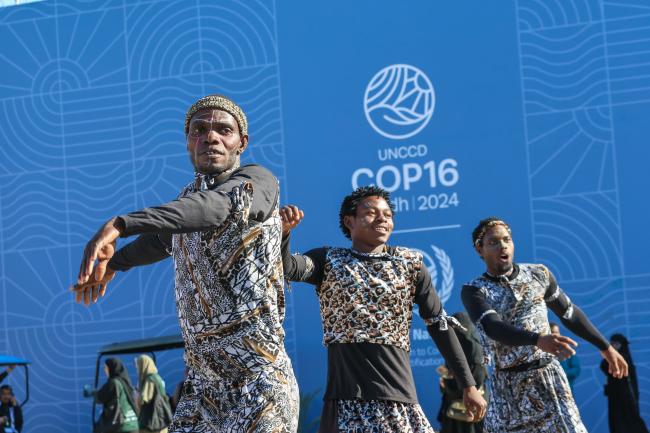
[463,385,487,421]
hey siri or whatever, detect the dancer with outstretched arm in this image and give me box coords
[280,186,486,433]
[461,217,628,433]
[72,95,299,433]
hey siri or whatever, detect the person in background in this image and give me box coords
[135,355,172,433]
[0,385,22,433]
[437,312,488,433]
[0,366,15,384]
[601,333,649,433]
[549,322,581,390]
[94,358,139,433]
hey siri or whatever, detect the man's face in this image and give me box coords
[550,325,560,336]
[345,196,394,248]
[186,109,248,175]
[1,389,11,404]
[475,224,514,275]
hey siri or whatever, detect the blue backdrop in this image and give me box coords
[0,1,648,432]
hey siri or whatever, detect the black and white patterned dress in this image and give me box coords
[109,165,299,433]
[463,264,588,433]
[283,244,475,433]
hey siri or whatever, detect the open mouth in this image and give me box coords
[374,226,390,234]
[498,254,510,262]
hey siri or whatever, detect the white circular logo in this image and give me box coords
[364,64,435,140]
[416,244,454,304]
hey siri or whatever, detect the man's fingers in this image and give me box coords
[75,286,83,304]
[99,283,108,298]
[83,288,90,306]
[557,341,576,356]
[558,335,578,347]
[95,259,108,282]
[78,245,98,285]
[91,285,99,303]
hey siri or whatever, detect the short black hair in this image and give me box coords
[549,322,559,329]
[472,216,510,246]
[0,385,12,393]
[339,186,394,239]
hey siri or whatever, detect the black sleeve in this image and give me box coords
[117,164,278,237]
[415,267,475,389]
[543,270,610,351]
[108,233,172,272]
[94,379,116,405]
[461,284,539,346]
[14,405,22,432]
[0,371,6,383]
[280,233,327,286]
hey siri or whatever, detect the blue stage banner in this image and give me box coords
[0,1,648,432]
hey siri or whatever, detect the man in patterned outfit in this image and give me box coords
[279,186,486,433]
[461,217,628,433]
[72,95,299,432]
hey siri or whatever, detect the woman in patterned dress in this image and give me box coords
[461,217,628,433]
[280,186,486,433]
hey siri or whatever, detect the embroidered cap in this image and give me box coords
[184,94,248,136]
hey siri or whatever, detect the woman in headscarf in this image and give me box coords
[601,334,649,433]
[94,357,139,433]
[135,355,171,433]
[438,312,488,433]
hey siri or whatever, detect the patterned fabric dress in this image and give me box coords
[314,247,438,433]
[465,264,586,433]
[169,178,299,433]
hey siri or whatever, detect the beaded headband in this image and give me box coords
[474,220,511,246]
[184,95,248,136]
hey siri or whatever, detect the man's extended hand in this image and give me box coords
[536,334,577,360]
[279,205,304,236]
[601,345,628,379]
[463,385,487,421]
[73,217,122,305]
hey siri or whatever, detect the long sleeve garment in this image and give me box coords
[601,359,649,433]
[461,265,609,350]
[108,164,278,271]
[0,403,23,433]
[461,263,609,369]
[282,234,475,403]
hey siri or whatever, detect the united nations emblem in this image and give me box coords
[416,244,454,304]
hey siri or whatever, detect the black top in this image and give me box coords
[461,265,609,351]
[109,164,278,271]
[282,236,475,403]
[0,402,23,433]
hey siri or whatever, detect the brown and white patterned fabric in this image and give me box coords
[336,399,435,433]
[317,247,422,351]
[169,176,299,433]
[465,264,586,433]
